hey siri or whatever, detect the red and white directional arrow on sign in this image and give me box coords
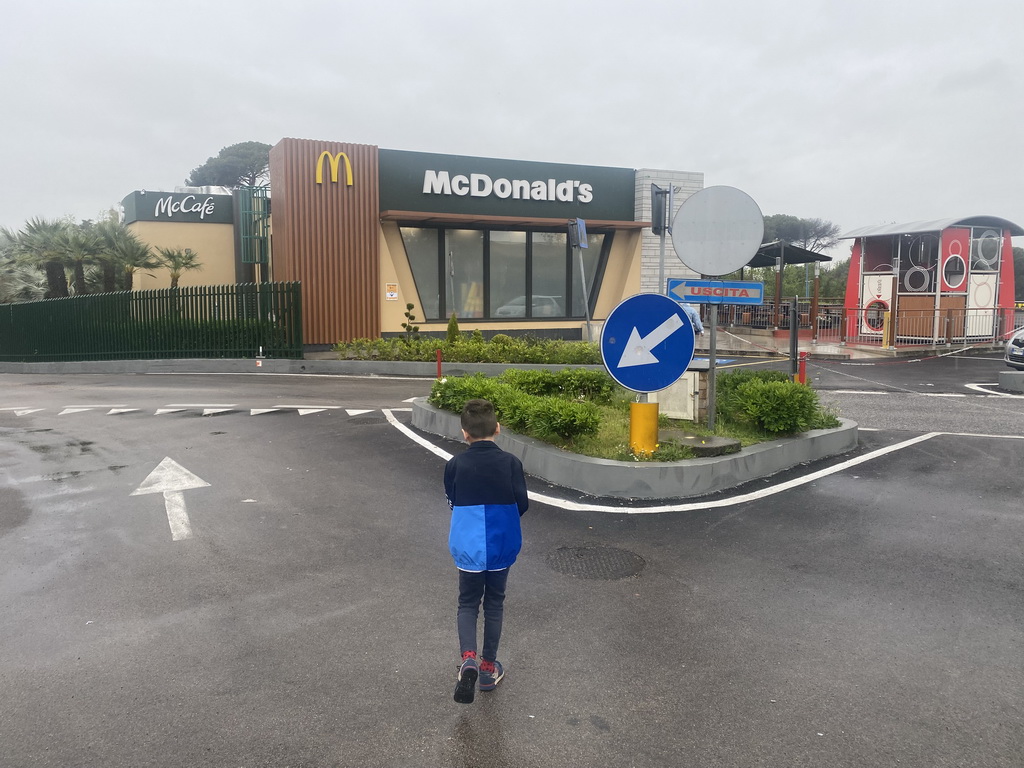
[130,457,210,541]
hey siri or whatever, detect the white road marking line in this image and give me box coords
[250,408,279,416]
[918,393,966,398]
[346,409,374,416]
[383,407,944,514]
[107,408,140,415]
[59,407,94,415]
[155,408,187,415]
[965,383,1024,398]
[403,397,420,403]
[166,403,238,408]
[14,409,44,416]
[0,407,32,411]
[273,404,343,409]
[297,408,326,416]
[202,408,233,416]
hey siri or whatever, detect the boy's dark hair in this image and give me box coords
[461,398,498,439]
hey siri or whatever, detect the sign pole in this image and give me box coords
[708,302,718,430]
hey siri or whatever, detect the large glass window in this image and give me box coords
[489,231,527,318]
[445,229,485,318]
[531,232,567,318]
[398,225,610,321]
[401,227,440,319]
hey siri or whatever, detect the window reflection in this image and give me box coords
[401,227,439,319]
[445,229,484,318]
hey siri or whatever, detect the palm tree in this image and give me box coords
[8,218,71,298]
[0,230,46,302]
[97,222,159,291]
[155,247,203,288]
[58,225,104,295]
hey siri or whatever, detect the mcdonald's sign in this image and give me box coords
[315,150,354,186]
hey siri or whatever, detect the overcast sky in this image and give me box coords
[2,0,1022,258]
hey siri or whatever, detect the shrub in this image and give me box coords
[446,313,460,343]
[716,369,792,422]
[733,379,820,434]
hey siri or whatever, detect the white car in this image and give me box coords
[494,295,563,318]
[1006,327,1024,371]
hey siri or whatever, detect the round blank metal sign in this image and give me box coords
[671,186,764,276]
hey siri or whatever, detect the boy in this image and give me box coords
[444,399,529,704]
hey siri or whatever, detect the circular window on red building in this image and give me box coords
[864,300,888,331]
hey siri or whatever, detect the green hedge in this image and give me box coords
[428,372,601,441]
[336,335,602,365]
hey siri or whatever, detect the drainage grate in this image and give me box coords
[546,546,646,580]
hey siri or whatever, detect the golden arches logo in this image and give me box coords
[315,150,354,185]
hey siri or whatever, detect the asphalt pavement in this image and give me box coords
[0,362,1021,767]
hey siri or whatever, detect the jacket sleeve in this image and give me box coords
[444,458,456,510]
[512,458,529,516]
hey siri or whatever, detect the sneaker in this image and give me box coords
[478,660,504,691]
[453,655,478,704]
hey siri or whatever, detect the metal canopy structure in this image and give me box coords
[746,239,832,269]
[841,215,1024,239]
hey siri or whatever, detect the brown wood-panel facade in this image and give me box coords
[269,138,380,344]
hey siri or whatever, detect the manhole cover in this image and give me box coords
[546,546,646,580]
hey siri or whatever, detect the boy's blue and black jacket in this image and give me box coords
[444,440,529,572]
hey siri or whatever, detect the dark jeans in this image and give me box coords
[457,567,510,662]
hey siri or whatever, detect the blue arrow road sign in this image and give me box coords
[601,293,696,393]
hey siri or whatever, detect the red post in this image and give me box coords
[436,348,442,379]
[797,351,808,384]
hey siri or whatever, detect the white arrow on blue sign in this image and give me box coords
[601,293,696,393]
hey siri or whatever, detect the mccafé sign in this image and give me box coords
[121,190,234,225]
[154,194,216,219]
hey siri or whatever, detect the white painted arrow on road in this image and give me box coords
[130,457,210,541]
[617,313,685,368]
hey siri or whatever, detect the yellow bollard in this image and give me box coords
[629,402,660,456]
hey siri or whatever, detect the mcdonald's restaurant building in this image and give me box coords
[124,137,704,348]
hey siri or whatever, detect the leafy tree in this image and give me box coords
[186,141,271,188]
[155,247,202,288]
[763,214,842,253]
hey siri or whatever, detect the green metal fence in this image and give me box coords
[0,282,303,362]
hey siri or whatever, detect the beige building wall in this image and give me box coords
[635,169,705,292]
[127,221,236,290]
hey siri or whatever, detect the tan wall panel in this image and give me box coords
[594,230,642,318]
[128,221,236,290]
[269,138,380,344]
[380,222,422,333]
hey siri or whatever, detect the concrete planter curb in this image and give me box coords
[412,398,859,500]
[998,370,1024,393]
